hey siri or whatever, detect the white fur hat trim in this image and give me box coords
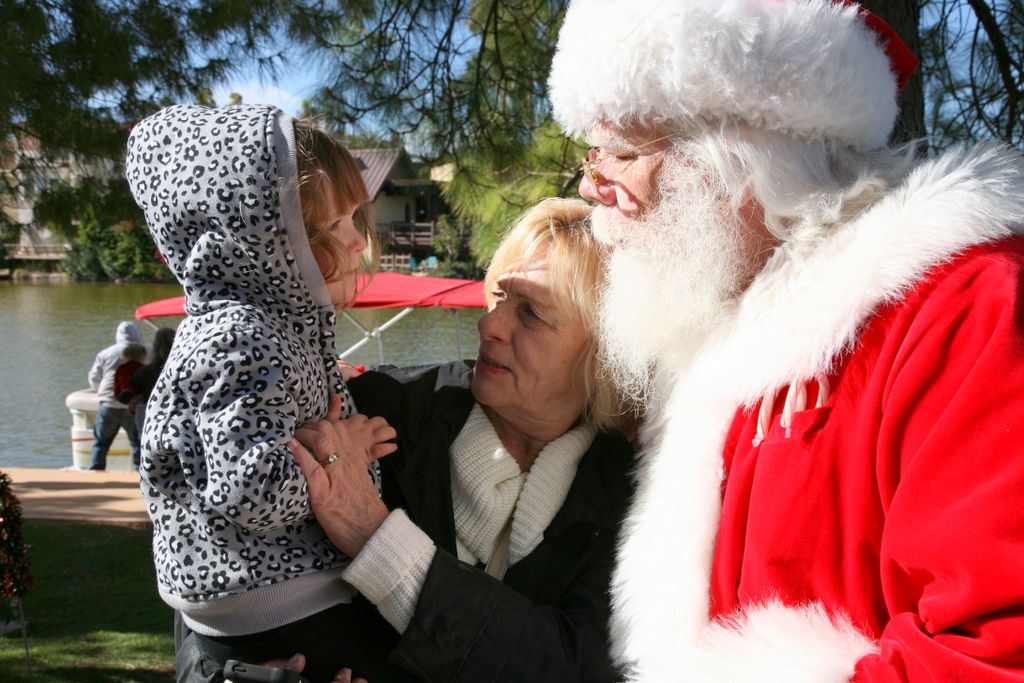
[549,0,901,151]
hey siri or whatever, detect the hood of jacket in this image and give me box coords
[116,321,142,346]
[125,104,335,346]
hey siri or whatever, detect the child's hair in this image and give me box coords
[351,202,378,276]
[293,119,380,285]
[122,343,147,363]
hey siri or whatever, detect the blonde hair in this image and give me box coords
[352,202,378,281]
[485,197,622,431]
[293,119,379,283]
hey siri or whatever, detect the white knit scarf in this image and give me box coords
[450,403,596,567]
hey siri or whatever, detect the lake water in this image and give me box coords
[0,280,483,469]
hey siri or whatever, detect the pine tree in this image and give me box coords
[313,0,1022,265]
[311,0,575,264]
[1,0,347,264]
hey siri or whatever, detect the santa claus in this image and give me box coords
[549,0,1024,680]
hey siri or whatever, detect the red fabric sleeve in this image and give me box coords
[854,244,1024,680]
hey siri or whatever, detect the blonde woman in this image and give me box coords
[290,198,634,682]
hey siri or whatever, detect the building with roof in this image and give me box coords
[2,134,75,268]
[2,135,449,274]
[351,148,450,270]
[2,132,122,273]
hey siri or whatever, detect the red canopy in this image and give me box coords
[135,272,485,321]
[135,295,187,320]
[347,272,485,310]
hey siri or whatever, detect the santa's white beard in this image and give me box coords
[593,160,764,411]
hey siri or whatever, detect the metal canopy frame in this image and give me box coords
[135,273,485,365]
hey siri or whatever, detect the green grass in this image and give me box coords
[0,520,174,682]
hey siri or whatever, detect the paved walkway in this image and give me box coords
[5,467,149,526]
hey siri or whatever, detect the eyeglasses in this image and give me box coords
[579,133,676,186]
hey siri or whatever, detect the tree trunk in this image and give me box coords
[859,0,927,151]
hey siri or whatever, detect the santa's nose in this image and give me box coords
[579,171,616,206]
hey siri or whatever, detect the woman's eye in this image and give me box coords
[491,290,506,302]
[520,303,542,321]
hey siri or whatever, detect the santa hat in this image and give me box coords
[548,0,919,151]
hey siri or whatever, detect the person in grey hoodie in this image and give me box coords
[125,103,395,682]
[88,320,145,470]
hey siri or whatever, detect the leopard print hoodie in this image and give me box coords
[126,104,357,636]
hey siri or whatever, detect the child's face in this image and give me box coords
[319,197,367,308]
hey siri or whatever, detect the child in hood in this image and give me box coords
[87,320,145,470]
[126,104,395,681]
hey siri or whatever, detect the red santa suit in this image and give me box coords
[608,146,1024,681]
[546,0,1024,677]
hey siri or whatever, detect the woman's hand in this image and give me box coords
[336,359,366,381]
[259,654,368,683]
[291,397,397,556]
[331,668,368,683]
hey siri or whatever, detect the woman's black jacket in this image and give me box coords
[346,361,635,683]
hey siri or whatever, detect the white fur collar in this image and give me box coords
[611,144,1024,681]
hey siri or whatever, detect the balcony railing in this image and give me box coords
[4,243,69,260]
[378,253,413,271]
[377,221,436,248]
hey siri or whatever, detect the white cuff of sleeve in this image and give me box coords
[341,508,436,633]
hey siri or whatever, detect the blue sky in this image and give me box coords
[213,58,324,117]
